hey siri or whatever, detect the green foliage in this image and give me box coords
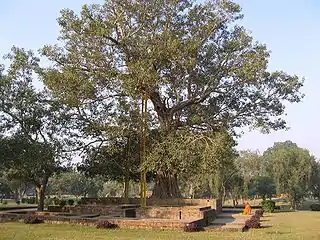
[261,200,276,213]
[26,197,36,204]
[263,141,314,209]
[44,198,54,208]
[310,204,320,211]
[67,199,75,206]
[79,131,141,183]
[47,172,104,198]
[59,200,66,207]
[310,161,320,200]
[0,47,71,211]
[146,131,236,176]
[41,0,304,197]
[2,200,8,205]
[248,176,276,200]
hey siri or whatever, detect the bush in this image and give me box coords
[26,197,36,204]
[21,198,26,204]
[255,209,264,217]
[67,199,75,206]
[44,198,54,208]
[24,215,44,224]
[95,220,118,229]
[77,199,87,205]
[2,200,8,205]
[183,223,202,232]
[310,204,320,211]
[16,200,20,205]
[53,198,60,206]
[261,200,276,213]
[245,215,261,229]
[59,200,67,207]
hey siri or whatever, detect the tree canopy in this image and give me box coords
[263,141,315,209]
[40,0,304,198]
[0,47,69,210]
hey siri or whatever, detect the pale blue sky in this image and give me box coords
[0,1,319,157]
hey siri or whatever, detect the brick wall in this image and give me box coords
[136,206,215,222]
[84,197,222,210]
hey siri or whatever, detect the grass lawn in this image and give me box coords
[0,211,320,240]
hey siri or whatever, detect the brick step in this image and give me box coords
[210,218,247,226]
[217,213,239,218]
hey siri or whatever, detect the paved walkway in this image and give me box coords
[205,208,252,232]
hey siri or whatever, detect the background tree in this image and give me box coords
[310,160,320,201]
[235,150,265,197]
[47,171,104,199]
[263,141,314,209]
[0,47,69,211]
[248,176,276,200]
[42,0,304,198]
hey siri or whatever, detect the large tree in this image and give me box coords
[42,0,304,198]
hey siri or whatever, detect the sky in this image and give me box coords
[0,1,319,157]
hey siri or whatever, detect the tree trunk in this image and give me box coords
[124,171,130,202]
[36,185,45,211]
[152,171,182,198]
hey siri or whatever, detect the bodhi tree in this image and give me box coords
[0,47,69,210]
[42,0,304,198]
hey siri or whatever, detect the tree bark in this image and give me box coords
[152,171,181,198]
[149,91,183,199]
[124,171,130,202]
[36,185,45,211]
[35,176,48,212]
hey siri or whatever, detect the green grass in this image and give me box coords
[0,212,320,240]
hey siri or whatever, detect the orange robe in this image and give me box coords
[243,203,251,215]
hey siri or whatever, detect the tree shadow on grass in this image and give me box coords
[260,225,272,229]
[266,230,291,235]
[260,219,269,222]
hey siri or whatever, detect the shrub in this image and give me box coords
[261,200,276,213]
[95,220,118,229]
[310,204,320,211]
[245,215,261,229]
[53,198,60,206]
[77,199,87,205]
[26,197,36,204]
[24,215,44,224]
[2,200,8,205]
[255,209,264,217]
[21,198,26,204]
[183,223,202,232]
[44,198,54,208]
[67,199,75,206]
[16,200,20,205]
[59,200,67,207]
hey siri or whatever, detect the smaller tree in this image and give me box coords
[0,47,70,211]
[48,172,104,198]
[0,135,59,211]
[310,160,320,201]
[263,141,314,209]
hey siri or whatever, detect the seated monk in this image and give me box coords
[243,202,252,215]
